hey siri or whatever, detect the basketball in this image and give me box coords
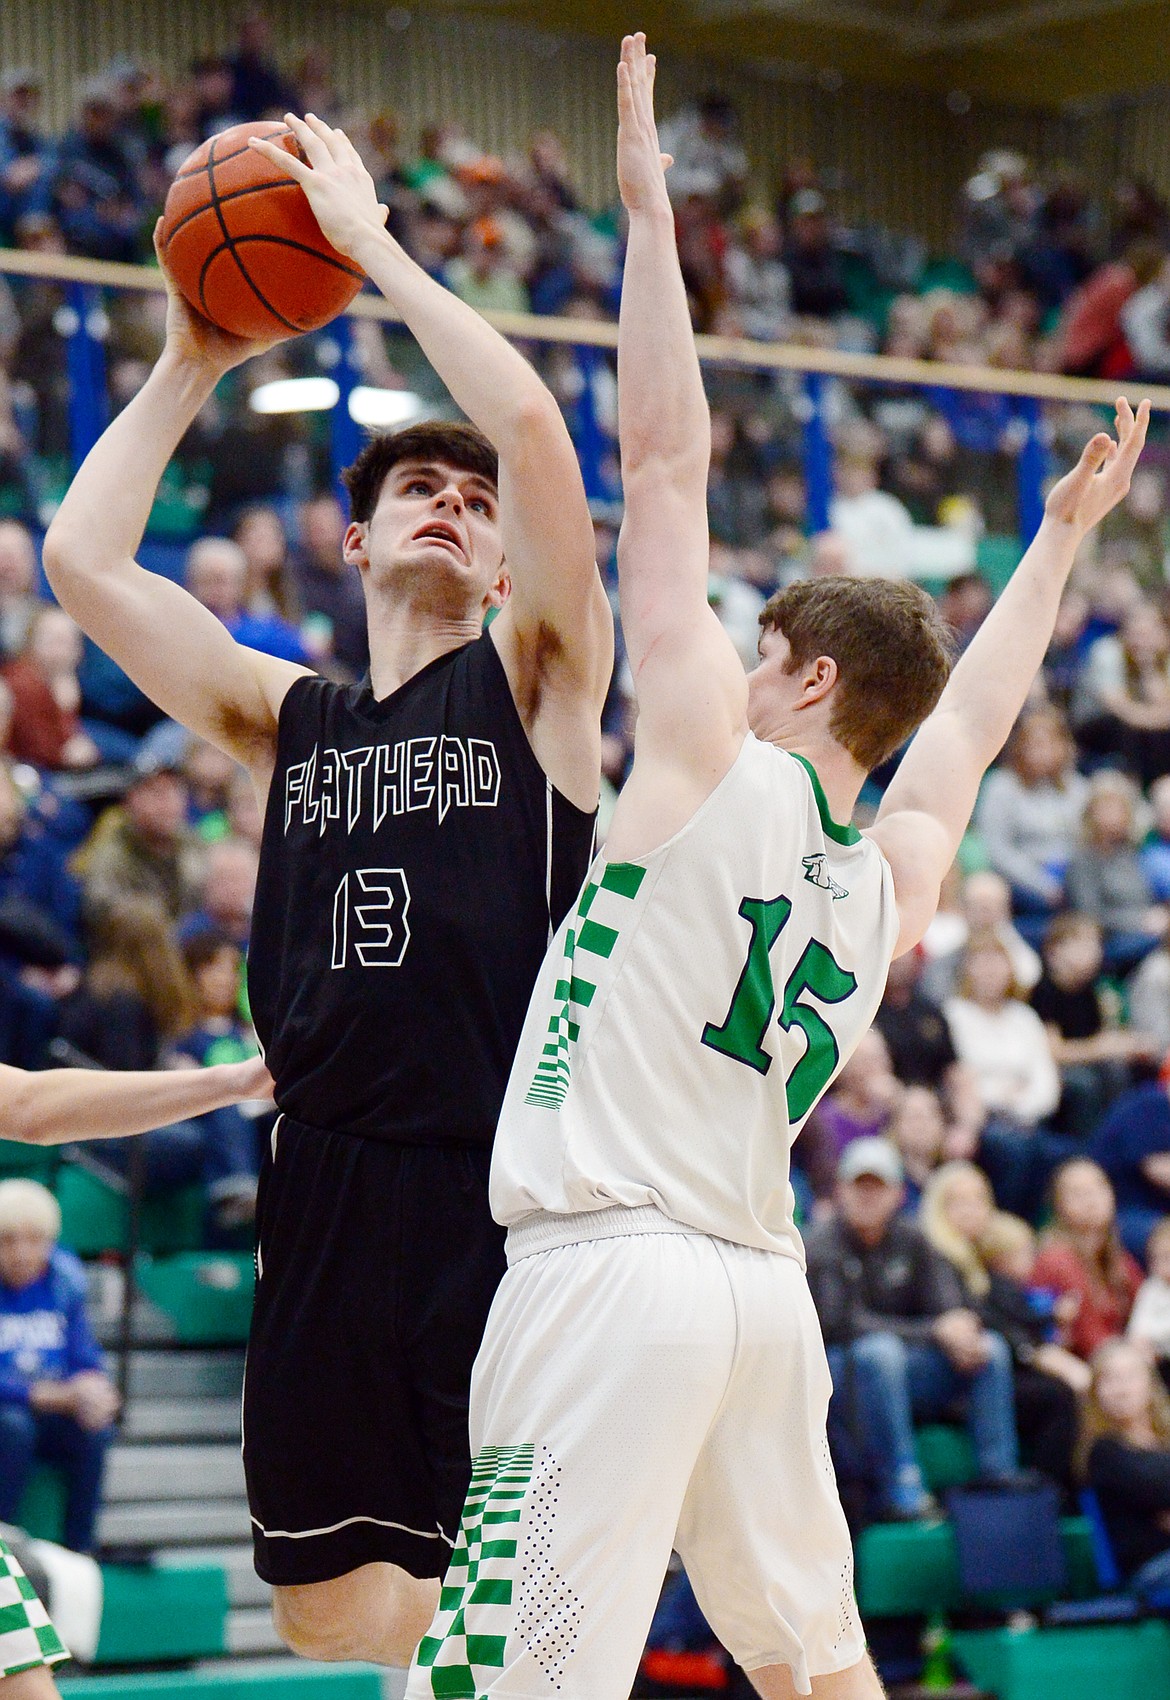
[160,119,365,340]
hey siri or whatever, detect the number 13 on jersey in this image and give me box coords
[701,894,857,1121]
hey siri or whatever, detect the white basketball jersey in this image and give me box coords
[491,733,900,1261]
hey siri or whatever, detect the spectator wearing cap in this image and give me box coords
[806,1137,1022,1520]
[0,70,51,245]
[75,728,203,924]
[0,1178,118,1552]
[445,217,530,316]
[50,78,145,263]
[185,537,309,667]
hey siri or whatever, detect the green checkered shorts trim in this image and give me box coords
[0,1537,68,1675]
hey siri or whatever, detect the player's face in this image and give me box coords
[354,459,508,612]
[746,627,809,737]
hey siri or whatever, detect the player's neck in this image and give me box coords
[365,597,483,700]
[769,731,866,833]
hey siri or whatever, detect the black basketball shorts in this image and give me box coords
[243,1116,507,1586]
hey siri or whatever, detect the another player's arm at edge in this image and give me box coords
[0,1054,272,1147]
[42,234,310,792]
[250,115,612,803]
[869,397,1150,958]
[612,35,746,798]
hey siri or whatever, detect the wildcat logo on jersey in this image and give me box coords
[802,854,847,900]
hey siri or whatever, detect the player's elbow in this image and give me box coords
[507,388,568,456]
[42,519,88,594]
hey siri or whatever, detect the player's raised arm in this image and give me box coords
[0,1055,273,1146]
[43,240,309,780]
[248,115,611,710]
[613,35,746,776]
[870,398,1150,954]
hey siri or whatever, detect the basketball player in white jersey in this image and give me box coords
[407,35,1149,1700]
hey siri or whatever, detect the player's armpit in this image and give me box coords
[628,603,749,777]
[41,545,305,773]
[492,411,612,696]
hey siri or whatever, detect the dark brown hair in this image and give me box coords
[87,897,197,1041]
[759,576,954,771]
[341,422,499,524]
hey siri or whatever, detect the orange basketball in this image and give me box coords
[160,119,364,339]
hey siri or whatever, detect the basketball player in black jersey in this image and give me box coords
[43,114,611,1665]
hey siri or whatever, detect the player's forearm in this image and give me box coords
[44,352,216,588]
[1,1061,262,1145]
[618,204,710,481]
[929,515,1078,771]
[348,227,560,446]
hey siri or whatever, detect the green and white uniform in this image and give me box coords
[0,1537,68,1677]
[408,734,897,1700]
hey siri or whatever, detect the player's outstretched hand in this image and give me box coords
[249,114,388,264]
[154,220,288,376]
[616,33,674,215]
[1045,396,1150,540]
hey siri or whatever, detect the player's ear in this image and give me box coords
[484,564,511,612]
[342,521,369,571]
[798,654,837,707]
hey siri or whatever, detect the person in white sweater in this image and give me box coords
[944,930,1060,1217]
[1128,1217,1170,1373]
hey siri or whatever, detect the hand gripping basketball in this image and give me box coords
[160,118,366,340]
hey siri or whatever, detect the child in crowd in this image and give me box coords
[982,1211,1091,1393]
[1030,912,1157,1140]
[1034,1158,1143,1360]
[888,1084,946,1212]
[1065,772,1166,974]
[0,1179,118,1553]
[1127,1216,1170,1385]
[180,928,256,1069]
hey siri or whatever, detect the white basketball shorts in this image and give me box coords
[406,1208,865,1699]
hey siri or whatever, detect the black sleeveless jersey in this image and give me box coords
[248,631,596,1146]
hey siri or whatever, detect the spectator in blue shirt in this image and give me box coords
[1141,776,1170,904]
[0,762,82,957]
[184,536,309,667]
[0,70,51,245]
[1091,1080,1170,1263]
[49,81,145,264]
[0,1179,118,1552]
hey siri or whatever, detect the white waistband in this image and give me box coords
[505,1203,697,1263]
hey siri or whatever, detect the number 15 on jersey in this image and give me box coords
[701,894,857,1122]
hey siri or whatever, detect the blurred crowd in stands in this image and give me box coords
[4,16,1170,1623]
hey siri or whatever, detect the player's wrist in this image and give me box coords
[156,344,229,393]
[345,220,397,273]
